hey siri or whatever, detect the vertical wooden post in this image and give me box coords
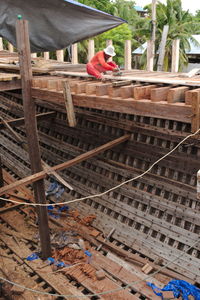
[197,170,200,200]
[16,19,51,259]
[8,42,14,52]
[72,43,78,64]
[56,49,64,62]
[147,0,156,71]
[44,52,50,60]
[0,156,4,188]
[171,39,180,72]
[106,40,113,62]
[0,38,3,51]
[157,25,169,71]
[147,40,154,71]
[88,39,95,61]
[124,40,132,70]
[191,91,200,133]
[106,40,113,47]
[31,53,37,58]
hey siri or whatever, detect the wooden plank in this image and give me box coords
[133,85,156,100]
[31,89,192,123]
[167,86,189,103]
[151,86,171,102]
[62,81,77,127]
[0,134,130,196]
[191,91,200,133]
[16,19,51,258]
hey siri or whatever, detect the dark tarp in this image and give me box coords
[0,0,126,53]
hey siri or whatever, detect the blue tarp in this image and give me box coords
[0,0,125,53]
[148,280,200,300]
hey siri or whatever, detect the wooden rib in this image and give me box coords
[0,134,130,196]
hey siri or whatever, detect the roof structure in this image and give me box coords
[134,5,147,12]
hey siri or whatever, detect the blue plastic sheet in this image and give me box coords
[147,280,200,300]
[26,253,39,261]
[47,257,68,268]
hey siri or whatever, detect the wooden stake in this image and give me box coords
[62,81,77,127]
[16,19,51,259]
[157,25,169,71]
[0,38,3,51]
[124,40,132,71]
[72,43,78,64]
[8,43,14,53]
[147,40,154,72]
[0,134,130,195]
[44,52,50,60]
[171,39,180,73]
[88,40,95,61]
[56,49,64,62]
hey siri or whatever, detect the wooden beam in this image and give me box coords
[0,111,56,130]
[16,19,51,259]
[0,78,21,91]
[0,134,130,196]
[134,84,156,100]
[151,86,171,101]
[31,88,192,123]
[191,91,200,133]
[167,86,189,103]
[62,81,77,127]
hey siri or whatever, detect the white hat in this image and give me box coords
[104,45,116,57]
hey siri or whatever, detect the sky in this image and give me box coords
[135,0,200,15]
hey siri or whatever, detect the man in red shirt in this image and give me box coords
[86,45,119,79]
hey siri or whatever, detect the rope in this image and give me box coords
[0,129,199,297]
[0,237,199,298]
[0,128,199,207]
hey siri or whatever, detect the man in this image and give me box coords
[86,45,119,79]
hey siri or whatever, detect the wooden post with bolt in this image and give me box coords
[16,17,51,259]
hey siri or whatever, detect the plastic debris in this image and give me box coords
[147,280,200,300]
[46,180,65,200]
[26,253,39,261]
[84,250,92,264]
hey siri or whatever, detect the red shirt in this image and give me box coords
[89,51,115,71]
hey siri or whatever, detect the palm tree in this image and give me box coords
[139,0,200,71]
